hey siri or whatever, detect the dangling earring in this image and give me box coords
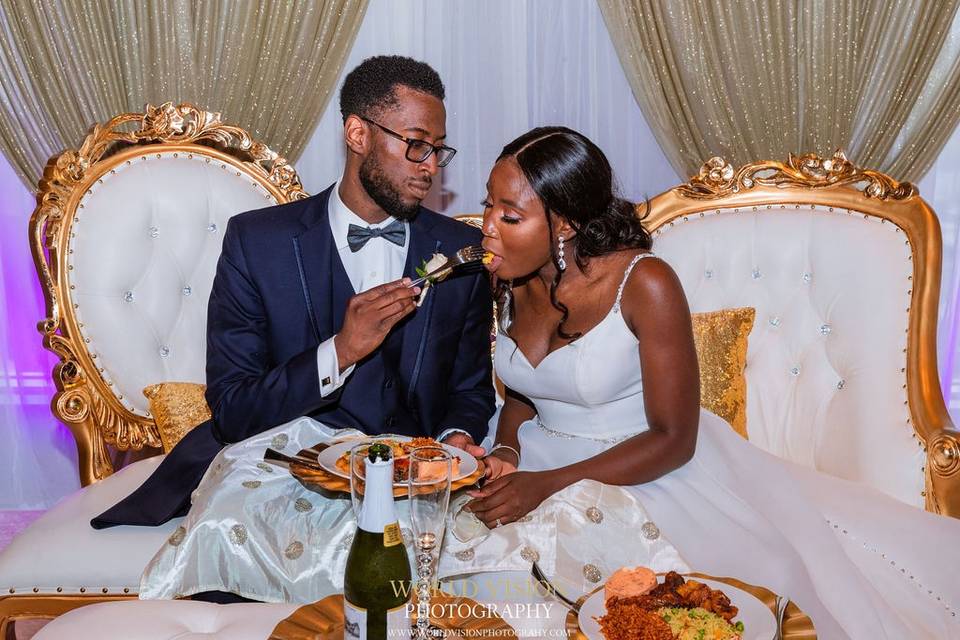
[557,235,567,271]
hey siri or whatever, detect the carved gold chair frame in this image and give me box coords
[645,151,959,518]
[29,102,308,487]
[1,103,308,637]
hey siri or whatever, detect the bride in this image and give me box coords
[460,126,960,639]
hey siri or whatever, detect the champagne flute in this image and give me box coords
[408,446,452,639]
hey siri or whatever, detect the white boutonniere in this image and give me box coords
[414,252,449,306]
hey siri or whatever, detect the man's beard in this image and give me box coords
[358,153,424,221]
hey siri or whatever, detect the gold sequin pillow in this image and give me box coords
[691,307,755,439]
[143,382,212,453]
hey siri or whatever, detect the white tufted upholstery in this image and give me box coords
[32,600,298,640]
[69,153,279,417]
[0,456,181,595]
[654,205,924,507]
[3,152,286,600]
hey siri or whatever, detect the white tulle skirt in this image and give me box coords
[507,409,960,639]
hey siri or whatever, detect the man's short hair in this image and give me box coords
[339,55,445,123]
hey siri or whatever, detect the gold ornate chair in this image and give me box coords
[647,151,959,518]
[0,103,308,633]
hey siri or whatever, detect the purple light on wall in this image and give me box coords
[0,154,79,509]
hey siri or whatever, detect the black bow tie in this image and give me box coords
[346,220,406,252]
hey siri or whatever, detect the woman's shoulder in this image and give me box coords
[617,250,672,285]
[618,251,687,313]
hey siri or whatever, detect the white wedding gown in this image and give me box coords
[466,253,960,639]
[140,252,960,638]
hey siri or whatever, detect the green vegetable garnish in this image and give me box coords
[367,442,392,463]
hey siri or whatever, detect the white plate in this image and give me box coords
[316,436,478,486]
[577,576,776,640]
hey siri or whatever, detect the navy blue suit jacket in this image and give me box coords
[93,186,495,527]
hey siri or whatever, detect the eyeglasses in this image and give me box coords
[360,117,457,167]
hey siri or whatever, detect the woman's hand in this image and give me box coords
[465,471,559,528]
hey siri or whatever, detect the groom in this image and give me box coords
[93,55,495,528]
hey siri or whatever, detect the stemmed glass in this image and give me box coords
[408,446,453,639]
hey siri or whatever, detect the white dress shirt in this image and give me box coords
[316,181,409,397]
[327,180,411,294]
[315,181,467,443]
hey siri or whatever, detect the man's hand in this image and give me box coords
[335,279,421,370]
[482,454,517,481]
[440,432,486,458]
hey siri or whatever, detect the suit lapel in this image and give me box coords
[398,211,442,399]
[293,187,355,342]
[294,193,442,397]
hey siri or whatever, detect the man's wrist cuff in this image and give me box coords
[437,427,471,443]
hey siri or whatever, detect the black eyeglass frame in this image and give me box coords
[359,116,457,167]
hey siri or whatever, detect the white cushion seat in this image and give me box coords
[0,457,180,596]
[32,600,297,640]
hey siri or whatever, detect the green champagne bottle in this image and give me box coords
[344,443,413,639]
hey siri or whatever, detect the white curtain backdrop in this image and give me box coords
[296,0,680,215]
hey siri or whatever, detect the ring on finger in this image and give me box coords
[495,517,503,528]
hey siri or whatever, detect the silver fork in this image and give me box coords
[531,560,583,614]
[408,245,486,287]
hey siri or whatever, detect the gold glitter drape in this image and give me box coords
[0,0,368,189]
[598,0,960,182]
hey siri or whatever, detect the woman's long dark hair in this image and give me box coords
[497,126,652,339]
